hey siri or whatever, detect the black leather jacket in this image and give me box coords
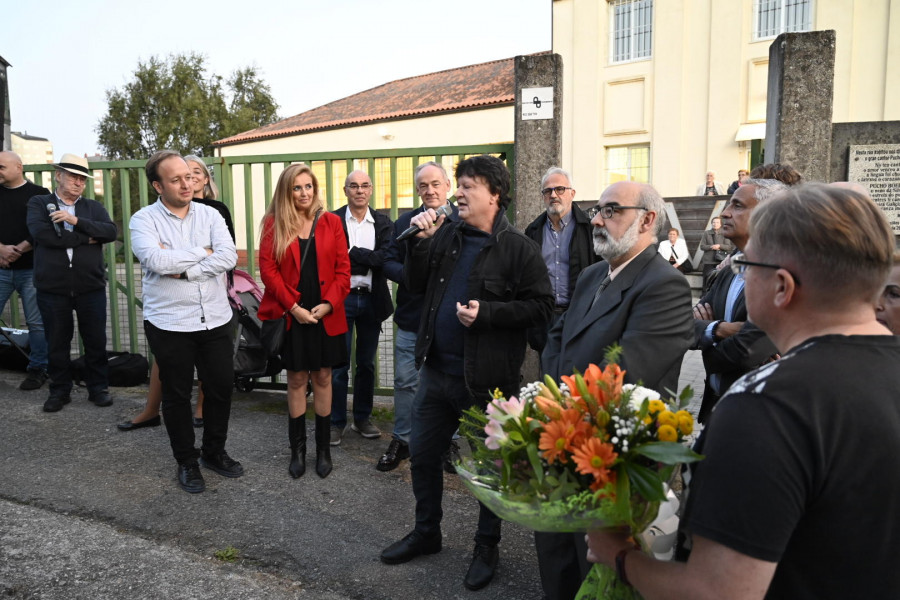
[405,211,553,395]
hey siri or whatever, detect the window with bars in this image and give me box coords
[754,0,812,40]
[609,0,653,64]
[606,145,650,185]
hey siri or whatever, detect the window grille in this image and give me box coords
[610,0,653,64]
[754,0,812,40]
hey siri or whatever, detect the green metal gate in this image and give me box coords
[19,144,514,394]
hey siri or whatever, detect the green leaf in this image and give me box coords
[623,462,667,502]
[615,467,632,524]
[633,442,704,465]
[678,385,695,410]
[526,443,544,484]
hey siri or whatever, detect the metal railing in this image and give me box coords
[19,144,514,394]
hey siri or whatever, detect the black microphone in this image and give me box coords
[397,203,453,242]
[46,204,63,238]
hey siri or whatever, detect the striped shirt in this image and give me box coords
[130,199,236,332]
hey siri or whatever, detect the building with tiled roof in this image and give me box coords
[213,56,516,155]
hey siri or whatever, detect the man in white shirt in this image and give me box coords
[130,150,239,494]
[330,170,394,445]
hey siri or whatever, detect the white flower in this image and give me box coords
[623,383,661,412]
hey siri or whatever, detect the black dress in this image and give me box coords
[281,237,347,371]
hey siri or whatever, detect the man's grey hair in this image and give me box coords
[746,178,789,204]
[540,166,573,190]
[636,183,667,238]
[414,161,449,183]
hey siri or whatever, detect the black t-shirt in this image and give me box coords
[682,335,900,599]
[0,180,50,270]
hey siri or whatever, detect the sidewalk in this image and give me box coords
[0,351,704,599]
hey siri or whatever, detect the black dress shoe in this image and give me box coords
[117,415,162,431]
[43,394,71,413]
[192,416,204,428]
[464,543,499,591]
[178,462,205,493]
[200,451,244,478]
[88,391,113,407]
[380,530,442,564]
[376,439,410,472]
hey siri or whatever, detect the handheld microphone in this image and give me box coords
[46,204,63,238]
[397,203,453,242]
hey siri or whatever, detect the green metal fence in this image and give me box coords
[19,143,514,394]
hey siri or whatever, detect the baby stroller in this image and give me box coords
[228,269,282,392]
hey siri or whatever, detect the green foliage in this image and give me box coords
[97,53,279,159]
[214,545,239,562]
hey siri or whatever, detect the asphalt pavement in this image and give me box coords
[0,351,704,600]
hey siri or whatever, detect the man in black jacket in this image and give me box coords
[380,155,553,592]
[331,170,394,444]
[377,161,457,471]
[691,179,783,424]
[26,154,117,412]
[524,167,599,354]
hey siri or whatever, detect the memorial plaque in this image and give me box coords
[849,144,900,234]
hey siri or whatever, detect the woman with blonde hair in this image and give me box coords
[258,163,350,478]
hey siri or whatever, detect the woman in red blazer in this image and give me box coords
[258,163,350,479]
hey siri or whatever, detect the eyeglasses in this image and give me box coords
[541,186,573,198]
[347,183,372,191]
[731,251,801,285]
[587,204,647,220]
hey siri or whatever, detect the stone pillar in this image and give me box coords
[514,53,563,384]
[764,30,836,182]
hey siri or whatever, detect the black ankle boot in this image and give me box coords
[288,414,307,478]
[315,414,333,478]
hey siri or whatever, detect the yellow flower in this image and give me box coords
[677,413,694,435]
[657,424,678,442]
[656,410,677,428]
[648,399,666,414]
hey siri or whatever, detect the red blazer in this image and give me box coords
[258,212,351,336]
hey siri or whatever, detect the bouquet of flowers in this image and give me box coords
[456,347,702,599]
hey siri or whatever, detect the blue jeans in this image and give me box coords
[332,292,382,428]
[410,364,502,546]
[391,327,419,444]
[0,268,48,371]
[36,288,107,397]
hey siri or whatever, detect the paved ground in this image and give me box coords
[0,351,704,599]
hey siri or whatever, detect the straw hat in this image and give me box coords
[54,153,94,179]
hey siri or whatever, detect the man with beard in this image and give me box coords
[537,180,694,600]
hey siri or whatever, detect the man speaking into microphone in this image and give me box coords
[380,155,552,592]
[27,154,117,413]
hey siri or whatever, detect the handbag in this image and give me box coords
[259,211,321,359]
[714,249,729,262]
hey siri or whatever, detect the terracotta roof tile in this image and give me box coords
[213,56,517,147]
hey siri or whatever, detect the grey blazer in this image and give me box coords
[541,245,694,395]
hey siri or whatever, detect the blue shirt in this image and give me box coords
[541,210,575,307]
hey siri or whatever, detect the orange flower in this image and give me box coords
[559,408,595,447]
[591,363,625,408]
[539,419,574,464]
[572,437,618,491]
[534,395,563,420]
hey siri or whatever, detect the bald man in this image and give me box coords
[0,151,50,390]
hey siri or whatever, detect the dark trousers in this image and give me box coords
[535,531,591,600]
[144,321,234,464]
[410,363,502,546]
[36,288,108,397]
[332,292,382,428]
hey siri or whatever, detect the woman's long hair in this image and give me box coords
[260,163,323,262]
[184,155,219,200]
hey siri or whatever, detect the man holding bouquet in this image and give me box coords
[538,181,694,600]
[586,184,900,599]
[379,155,553,591]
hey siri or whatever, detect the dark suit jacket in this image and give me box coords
[542,245,693,394]
[692,267,777,423]
[332,205,394,323]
